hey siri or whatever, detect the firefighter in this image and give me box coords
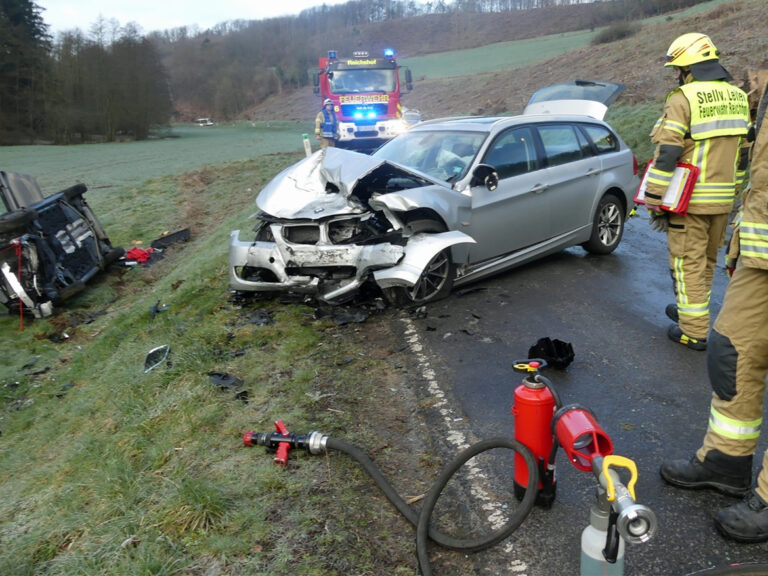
[660,81,768,543]
[645,33,750,350]
[315,98,338,148]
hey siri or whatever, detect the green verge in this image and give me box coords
[0,152,419,575]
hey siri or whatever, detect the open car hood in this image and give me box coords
[256,147,440,220]
[522,80,626,120]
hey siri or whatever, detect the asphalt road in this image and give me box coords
[398,213,768,575]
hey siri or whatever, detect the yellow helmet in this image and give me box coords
[665,33,720,68]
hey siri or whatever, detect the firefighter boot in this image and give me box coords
[714,490,768,543]
[668,324,707,351]
[660,450,752,497]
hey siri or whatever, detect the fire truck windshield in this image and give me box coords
[329,69,396,94]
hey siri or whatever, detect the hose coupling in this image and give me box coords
[243,420,329,465]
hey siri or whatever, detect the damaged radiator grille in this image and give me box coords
[282,225,320,245]
[261,215,376,247]
[328,219,365,244]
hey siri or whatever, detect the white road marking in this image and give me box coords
[401,316,530,575]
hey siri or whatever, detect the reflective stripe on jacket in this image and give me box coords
[678,81,750,140]
[740,100,768,269]
[647,82,749,215]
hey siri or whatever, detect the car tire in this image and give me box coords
[382,218,455,306]
[0,208,38,234]
[582,194,624,255]
[103,246,125,266]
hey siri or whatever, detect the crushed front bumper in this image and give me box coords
[229,220,473,302]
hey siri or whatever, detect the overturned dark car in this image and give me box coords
[0,171,124,318]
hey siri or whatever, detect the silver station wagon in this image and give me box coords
[229,81,639,305]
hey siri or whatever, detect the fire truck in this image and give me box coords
[313,49,417,151]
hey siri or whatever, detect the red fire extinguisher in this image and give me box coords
[512,360,561,507]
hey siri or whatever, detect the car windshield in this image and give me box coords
[330,69,397,94]
[373,130,488,183]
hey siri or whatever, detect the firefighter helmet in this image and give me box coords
[665,33,719,68]
[323,98,333,106]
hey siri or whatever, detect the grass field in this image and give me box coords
[0,122,314,192]
[0,147,425,575]
[401,29,598,80]
[398,0,731,81]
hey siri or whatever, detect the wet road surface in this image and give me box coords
[399,214,768,575]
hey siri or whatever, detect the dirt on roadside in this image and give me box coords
[308,305,482,575]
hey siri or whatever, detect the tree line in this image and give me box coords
[1,0,708,145]
[1,0,171,144]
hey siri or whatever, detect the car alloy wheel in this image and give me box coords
[582,194,624,255]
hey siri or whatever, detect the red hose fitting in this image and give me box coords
[273,420,291,466]
[242,430,256,446]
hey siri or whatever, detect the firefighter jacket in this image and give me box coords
[315,108,338,139]
[647,79,750,215]
[739,102,768,271]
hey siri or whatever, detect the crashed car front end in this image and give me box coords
[229,148,473,303]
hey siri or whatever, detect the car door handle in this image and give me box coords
[585,168,600,176]
[530,183,548,193]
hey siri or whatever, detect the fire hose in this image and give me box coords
[244,423,538,576]
[243,360,656,575]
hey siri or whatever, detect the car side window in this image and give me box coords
[581,124,619,153]
[482,127,538,180]
[537,124,583,167]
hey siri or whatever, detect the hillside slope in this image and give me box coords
[247,0,768,122]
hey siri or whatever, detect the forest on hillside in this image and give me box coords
[1,0,709,144]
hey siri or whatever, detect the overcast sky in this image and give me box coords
[36,0,352,35]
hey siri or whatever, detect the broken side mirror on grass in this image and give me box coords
[143,344,170,373]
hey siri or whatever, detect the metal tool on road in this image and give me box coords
[513,359,657,575]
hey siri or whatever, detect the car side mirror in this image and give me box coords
[144,344,170,373]
[471,164,499,191]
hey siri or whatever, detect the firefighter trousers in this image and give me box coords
[667,212,730,340]
[696,266,768,501]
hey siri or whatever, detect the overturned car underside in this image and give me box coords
[229,148,474,304]
[0,171,124,318]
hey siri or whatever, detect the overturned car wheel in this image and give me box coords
[382,218,455,306]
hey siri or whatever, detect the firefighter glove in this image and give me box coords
[649,211,669,233]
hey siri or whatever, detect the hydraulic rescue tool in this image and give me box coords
[243,359,656,576]
[512,359,657,574]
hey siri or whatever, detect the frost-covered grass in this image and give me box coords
[0,122,314,192]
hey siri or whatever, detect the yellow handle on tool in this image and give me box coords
[602,455,638,502]
[513,362,540,373]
